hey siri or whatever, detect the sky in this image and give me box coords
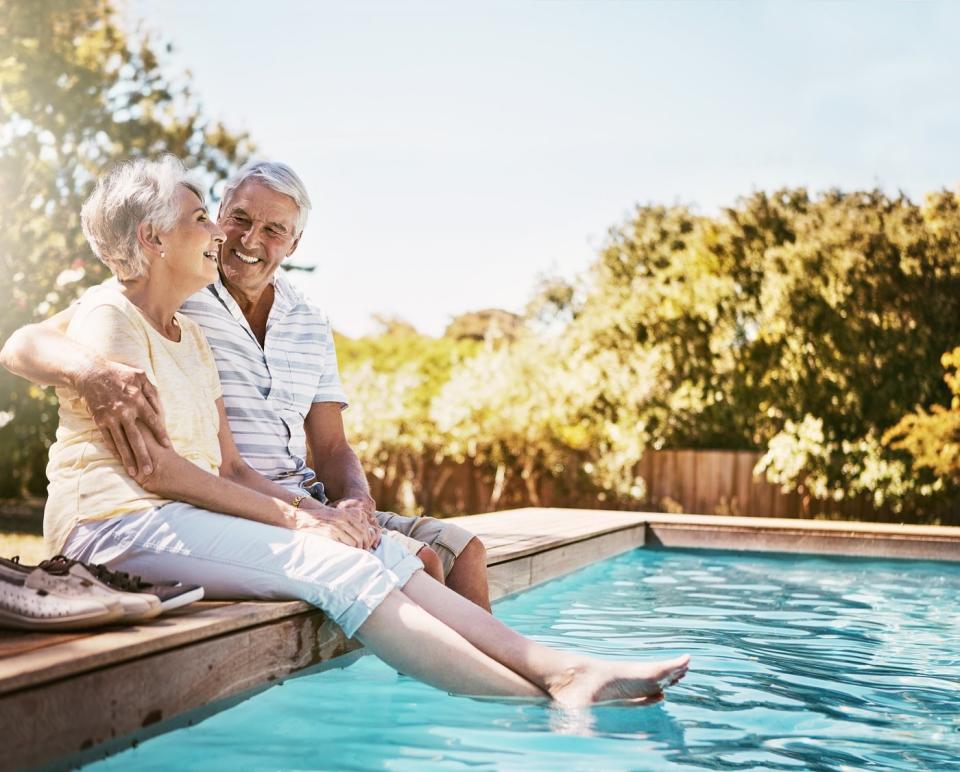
[127,0,960,337]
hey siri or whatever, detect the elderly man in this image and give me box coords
[1,160,490,610]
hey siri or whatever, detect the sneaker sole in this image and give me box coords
[66,565,164,623]
[119,598,164,623]
[0,604,124,632]
[152,586,205,612]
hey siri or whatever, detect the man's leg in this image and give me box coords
[305,485,490,610]
[443,537,491,612]
[378,531,444,583]
[375,511,492,611]
[416,545,445,583]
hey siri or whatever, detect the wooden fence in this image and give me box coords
[368,448,949,523]
[636,449,882,520]
[2,450,955,535]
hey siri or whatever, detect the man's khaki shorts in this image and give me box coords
[375,511,476,578]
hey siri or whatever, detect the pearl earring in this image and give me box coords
[160,250,165,258]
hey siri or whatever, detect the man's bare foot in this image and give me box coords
[547,655,690,708]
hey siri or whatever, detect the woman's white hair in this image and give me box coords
[220,160,312,237]
[80,155,203,280]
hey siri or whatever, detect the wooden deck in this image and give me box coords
[2,509,960,770]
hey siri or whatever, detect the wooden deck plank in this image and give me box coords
[1,612,357,770]
[0,630,86,660]
[2,509,957,697]
[3,510,955,678]
[446,508,647,563]
[646,521,960,561]
[636,511,960,538]
[528,525,646,587]
[0,600,306,697]
[486,556,533,600]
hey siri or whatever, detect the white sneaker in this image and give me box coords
[21,566,126,617]
[0,565,122,631]
[41,557,204,613]
[37,558,162,622]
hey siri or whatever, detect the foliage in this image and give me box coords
[338,188,960,520]
[429,333,658,508]
[443,309,523,342]
[556,189,960,516]
[883,346,960,487]
[0,0,251,495]
[743,189,960,513]
[336,328,480,512]
[336,327,479,419]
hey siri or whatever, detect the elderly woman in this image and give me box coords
[41,155,688,706]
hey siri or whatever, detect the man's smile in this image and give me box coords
[231,248,262,265]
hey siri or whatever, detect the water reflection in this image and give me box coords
[87,549,960,771]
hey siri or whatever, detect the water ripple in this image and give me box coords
[88,548,960,771]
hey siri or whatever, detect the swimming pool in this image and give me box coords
[87,548,960,770]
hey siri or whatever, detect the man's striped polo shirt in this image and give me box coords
[179,271,348,490]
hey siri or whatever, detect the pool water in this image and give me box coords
[88,549,960,770]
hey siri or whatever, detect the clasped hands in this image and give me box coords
[294,495,381,550]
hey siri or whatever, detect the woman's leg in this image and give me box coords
[355,589,545,699]
[65,505,544,699]
[67,505,687,705]
[388,572,690,706]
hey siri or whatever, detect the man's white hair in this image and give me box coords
[220,160,312,237]
[81,155,203,280]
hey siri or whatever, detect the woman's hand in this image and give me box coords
[293,503,380,549]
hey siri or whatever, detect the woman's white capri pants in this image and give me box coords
[63,502,424,638]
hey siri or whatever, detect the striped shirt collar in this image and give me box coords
[206,271,298,344]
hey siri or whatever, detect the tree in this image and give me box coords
[746,190,960,512]
[883,346,960,491]
[444,309,523,342]
[430,332,657,509]
[335,328,480,514]
[556,189,960,515]
[337,187,960,519]
[0,0,252,496]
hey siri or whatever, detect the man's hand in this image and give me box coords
[331,494,377,524]
[295,502,380,549]
[331,496,380,547]
[75,358,171,477]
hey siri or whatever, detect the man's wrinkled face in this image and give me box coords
[217,179,300,299]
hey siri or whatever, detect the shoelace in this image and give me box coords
[88,563,150,592]
[37,555,150,592]
[35,555,72,575]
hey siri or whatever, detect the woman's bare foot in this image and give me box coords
[547,655,690,708]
